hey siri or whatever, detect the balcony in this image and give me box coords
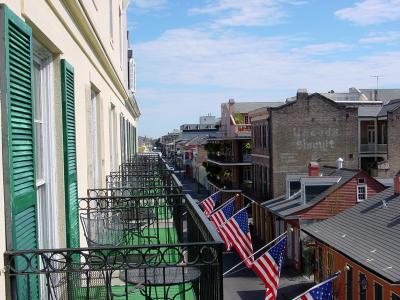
[234,124,251,138]
[360,143,388,153]
[5,153,223,300]
[207,153,252,165]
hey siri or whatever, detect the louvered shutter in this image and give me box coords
[0,4,39,299]
[61,60,79,248]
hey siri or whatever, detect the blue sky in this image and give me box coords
[127,0,400,138]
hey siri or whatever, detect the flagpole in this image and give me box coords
[209,195,237,216]
[292,271,341,300]
[217,203,251,229]
[223,232,287,277]
[199,190,221,204]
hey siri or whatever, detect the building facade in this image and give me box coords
[0,1,139,297]
[263,164,385,274]
[206,99,281,195]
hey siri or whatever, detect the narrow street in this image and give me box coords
[179,175,313,300]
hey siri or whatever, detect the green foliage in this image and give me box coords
[233,112,244,124]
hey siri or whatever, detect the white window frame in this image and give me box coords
[109,104,117,171]
[91,89,100,188]
[33,41,57,300]
[33,43,57,249]
[285,174,307,198]
[368,125,375,144]
[357,185,367,202]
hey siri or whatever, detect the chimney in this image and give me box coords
[308,161,320,177]
[336,157,344,169]
[297,88,308,101]
[395,172,400,195]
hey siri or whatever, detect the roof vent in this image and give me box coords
[336,157,344,169]
[381,199,388,209]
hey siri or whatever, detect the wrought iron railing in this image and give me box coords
[5,194,223,300]
[360,143,388,153]
[4,154,223,300]
[207,152,252,164]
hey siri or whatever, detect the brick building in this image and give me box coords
[303,178,400,300]
[269,90,371,197]
[246,107,273,241]
[359,98,400,177]
[205,99,281,195]
[262,163,385,274]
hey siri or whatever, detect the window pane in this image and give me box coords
[346,265,353,300]
[374,283,383,300]
[35,122,44,181]
[34,62,42,121]
[359,273,367,300]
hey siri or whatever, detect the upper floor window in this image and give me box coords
[244,115,249,124]
[327,252,333,277]
[374,282,383,300]
[392,293,400,300]
[359,273,367,300]
[367,125,375,144]
[357,185,367,202]
[346,265,353,300]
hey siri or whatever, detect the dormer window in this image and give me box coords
[289,181,301,196]
[300,176,341,204]
[303,185,331,203]
[285,174,307,198]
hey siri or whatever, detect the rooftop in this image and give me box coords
[302,187,400,284]
[262,166,358,218]
[225,101,283,114]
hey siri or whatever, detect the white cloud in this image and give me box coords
[360,31,400,43]
[132,14,400,136]
[189,0,306,27]
[335,0,400,25]
[130,0,166,10]
[292,42,351,55]
[135,28,400,93]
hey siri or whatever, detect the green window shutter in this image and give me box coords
[61,59,79,248]
[0,4,39,299]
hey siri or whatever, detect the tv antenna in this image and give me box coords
[371,75,382,101]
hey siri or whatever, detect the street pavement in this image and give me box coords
[179,175,313,300]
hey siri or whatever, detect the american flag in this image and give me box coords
[220,209,253,267]
[210,199,235,250]
[294,272,339,300]
[252,236,286,300]
[200,192,219,217]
